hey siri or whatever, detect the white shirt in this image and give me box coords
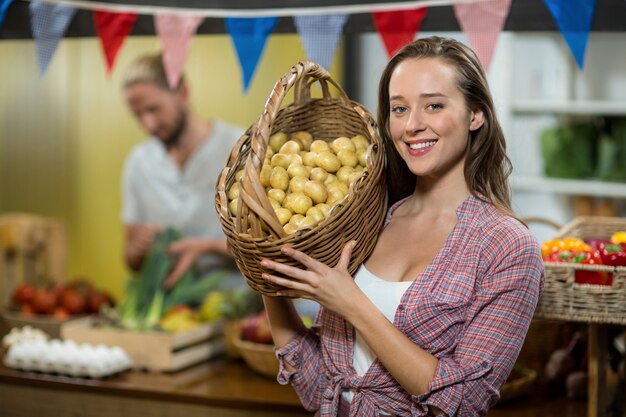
[121,120,244,238]
[343,265,413,407]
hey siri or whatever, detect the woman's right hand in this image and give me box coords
[125,224,161,270]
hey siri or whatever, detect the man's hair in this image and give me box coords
[122,52,183,91]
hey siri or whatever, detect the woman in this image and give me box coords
[260,36,545,417]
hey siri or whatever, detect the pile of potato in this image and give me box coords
[228,131,370,234]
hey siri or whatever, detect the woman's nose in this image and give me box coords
[405,111,425,135]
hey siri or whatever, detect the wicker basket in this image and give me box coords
[234,337,279,379]
[216,61,387,295]
[535,216,626,325]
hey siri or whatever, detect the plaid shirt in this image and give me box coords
[276,195,545,417]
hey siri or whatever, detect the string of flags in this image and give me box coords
[0,0,597,93]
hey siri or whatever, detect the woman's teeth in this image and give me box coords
[409,141,436,150]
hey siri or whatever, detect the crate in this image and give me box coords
[1,309,91,339]
[61,318,225,372]
[535,216,626,325]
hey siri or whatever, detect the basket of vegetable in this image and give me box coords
[215,60,387,295]
[536,216,626,325]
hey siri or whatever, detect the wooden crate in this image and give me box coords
[61,318,225,372]
[2,309,91,339]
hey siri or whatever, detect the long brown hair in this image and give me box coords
[377,36,513,216]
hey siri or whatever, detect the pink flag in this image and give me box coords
[155,14,204,88]
[454,0,511,71]
[372,8,427,58]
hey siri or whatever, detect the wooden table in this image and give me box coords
[0,357,312,417]
[0,355,595,417]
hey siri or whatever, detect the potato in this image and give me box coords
[310,139,330,153]
[269,132,288,153]
[287,163,309,179]
[279,140,303,154]
[300,151,318,167]
[267,188,286,204]
[304,180,328,204]
[287,192,313,215]
[259,164,272,187]
[289,176,309,194]
[274,207,292,225]
[229,198,239,216]
[336,166,356,183]
[271,153,292,169]
[291,131,313,151]
[306,206,325,223]
[316,151,341,173]
[351,134,369,151]
[283,223,299,234]
[310,167,328,183]
[337,150,358,168]
[228,183,240,200]
[270,167,289,190]
[331,136,355,153]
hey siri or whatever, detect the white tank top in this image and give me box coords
[342,265,413,407]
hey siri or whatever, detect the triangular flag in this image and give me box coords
[543,0,595,69]
[294,14,348,71]
[226,16,278,93]
[0,0,14,27]
[155,14,203,88]
[93,10,137,74]
[29,1,76,76]
[454,0,511,71]
[372,8,427,57]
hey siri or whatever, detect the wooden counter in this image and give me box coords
[0,355,592,417]
[0,357,312,417]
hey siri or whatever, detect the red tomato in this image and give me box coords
[60,289,87,315]
[12,283,35,306]
[87,291,113,313]
[32,288,57,314]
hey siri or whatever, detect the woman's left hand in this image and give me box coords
[260,241,364,317]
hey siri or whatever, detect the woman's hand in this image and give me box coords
[164,238,213,289]
[260,241,364,318]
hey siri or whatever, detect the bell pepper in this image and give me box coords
[610,231,626,245]
[586,239,626,267]
[541,237,593,258]
[544,249,610,285]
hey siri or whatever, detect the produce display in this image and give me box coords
[227,131,370,234]
[541,231,626,285]
[9,278,114,318]
[107,227,229,332]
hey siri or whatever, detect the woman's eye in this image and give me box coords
[391,105,407,114]
[427,103,443,111]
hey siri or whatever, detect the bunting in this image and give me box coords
[155,14,203,88]
[0,0,13,26]
[294,14,348,72]
[543,0,595,69]
[453,0,511,71]
[372,8,428,57]
[226,16,278,93]
[93,10,137,74]
[29,1,76,76]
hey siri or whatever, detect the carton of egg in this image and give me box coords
[4,338,133,378]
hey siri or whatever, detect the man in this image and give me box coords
[121,52,245,289]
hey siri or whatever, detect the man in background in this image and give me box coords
[121,52,245,289]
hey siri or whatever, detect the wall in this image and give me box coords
[0,34,343,300]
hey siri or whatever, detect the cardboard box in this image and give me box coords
[61,318,225,372]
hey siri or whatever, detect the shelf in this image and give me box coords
[512,100,626,116]
[511,176,626,198]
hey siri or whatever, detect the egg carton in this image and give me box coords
[3,338,133,378]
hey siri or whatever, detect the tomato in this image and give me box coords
[32,288,57,314]
[60,289,87,315]
[12,283,35,306]
[87,291,113,313]
[53,307,69,320]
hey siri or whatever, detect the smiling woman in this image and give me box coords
[0,34,343,300]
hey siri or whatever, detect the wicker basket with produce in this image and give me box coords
[215,61,387,295]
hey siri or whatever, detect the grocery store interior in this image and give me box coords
[1,0,625,416]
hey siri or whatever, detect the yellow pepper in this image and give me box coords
[610,231,626,244]
[541,237,592,258]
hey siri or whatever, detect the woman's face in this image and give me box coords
[388,57,483,181]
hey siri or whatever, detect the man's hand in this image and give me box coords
[125,224,162,271]
[164,238,222,290]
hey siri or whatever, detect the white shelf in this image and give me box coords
[512,100,626,116]
[511,176,626,199]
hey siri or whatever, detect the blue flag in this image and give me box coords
[294,14,348,72]
[226,16,278,93]
[30,1,77,76]
[543,0,596,69]
[0,0,13,28]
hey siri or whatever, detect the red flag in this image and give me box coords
[93,10,137,74]
[372,8,427,58]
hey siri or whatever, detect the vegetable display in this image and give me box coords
[113,227,228,332]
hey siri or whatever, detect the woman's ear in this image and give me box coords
[469,108,485,131]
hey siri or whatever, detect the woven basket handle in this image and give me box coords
[236,61,353,238]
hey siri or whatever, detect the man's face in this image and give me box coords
[124,82,186,147]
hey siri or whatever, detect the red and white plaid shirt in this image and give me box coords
[276,195,545,417]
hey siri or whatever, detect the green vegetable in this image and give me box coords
[115,227,229,332]
[540,121,597,179]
